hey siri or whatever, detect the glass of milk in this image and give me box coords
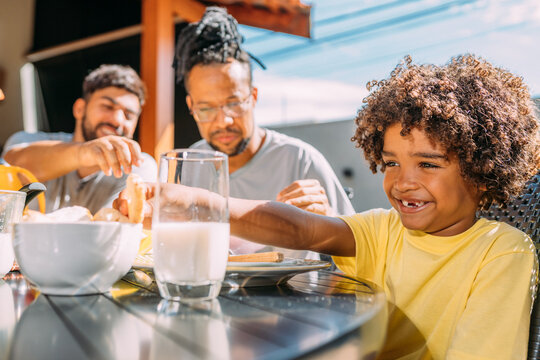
[153,149,229,302]
[0,190,26,278]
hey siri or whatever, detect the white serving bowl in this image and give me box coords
[13,222,143,295]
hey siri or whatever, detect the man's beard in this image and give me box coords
[81,113,124,141]
[209,136,251,157]
[208,126,253,157]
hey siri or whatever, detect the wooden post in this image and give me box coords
[140,0,311,160]
[140,0,175,159]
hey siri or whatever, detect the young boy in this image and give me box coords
[117,55,539,359]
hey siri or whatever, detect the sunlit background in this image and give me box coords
[1,0,538,211]
[241,0,540,126]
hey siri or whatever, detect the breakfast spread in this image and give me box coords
[93,207,130,223]
[23,206,93,223]
[22,174,144,224]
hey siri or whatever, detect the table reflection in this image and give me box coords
[9,292,140,360]
[2,270,387,360]
[152,299,230,360]
[0,280,16,360]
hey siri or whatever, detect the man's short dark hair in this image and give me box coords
[82,64,146,105]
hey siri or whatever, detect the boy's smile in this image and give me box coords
[382,124,482,236]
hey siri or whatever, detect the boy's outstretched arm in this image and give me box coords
[229,198,355,256]
[114,183,356,257]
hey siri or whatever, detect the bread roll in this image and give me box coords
[45,206,93,222]
[93,207,129,223]
[126,173,145,223]
[23,209,52,223]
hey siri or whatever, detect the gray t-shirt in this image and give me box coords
[2,131,157,214]
[191,129,355,258]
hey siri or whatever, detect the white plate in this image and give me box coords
[227,258,301,268]
[225,259,331,287]
[132,255,331,287]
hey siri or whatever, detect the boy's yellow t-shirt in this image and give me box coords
[333,208,538,360]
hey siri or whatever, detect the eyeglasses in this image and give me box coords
[191,92,253,123]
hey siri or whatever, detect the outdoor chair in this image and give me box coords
[477,171,539,360]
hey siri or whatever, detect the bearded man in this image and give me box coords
[2,64,157,213]
[175,8,354,256]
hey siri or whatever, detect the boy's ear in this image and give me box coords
[478,184,487,192]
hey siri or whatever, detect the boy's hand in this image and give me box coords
[277,179,333,216]
[78,135,143,178]
[113,182,211,228]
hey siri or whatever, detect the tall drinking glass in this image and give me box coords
[0,191,26,278]
[153,149,229,302]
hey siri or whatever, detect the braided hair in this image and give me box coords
[173,6,264,87]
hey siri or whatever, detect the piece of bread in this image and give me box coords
[46,206,93,222]
[228,252,284,263]
[126,173,145,223]
[93,207,130,223]
[23,209,53,223]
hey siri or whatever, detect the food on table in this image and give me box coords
[24,206,132,223]
[126,173,145,224]
[22,174,145,224]
[228,251,284,263]
[23,206,93,223]
[93,207,130,223]
[22,210,50,222]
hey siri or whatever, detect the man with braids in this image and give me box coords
[2,64,157,213]
[119,54,539,358]
[174,7,354,256]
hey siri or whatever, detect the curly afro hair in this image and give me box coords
[353,54,539,209]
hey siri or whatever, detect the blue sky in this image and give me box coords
[238,0,540,126]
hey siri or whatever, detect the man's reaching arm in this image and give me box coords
[4,136,143,182]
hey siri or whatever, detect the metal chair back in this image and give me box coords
[477,172,539,360]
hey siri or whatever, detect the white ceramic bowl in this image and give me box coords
[13,222,143,295]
